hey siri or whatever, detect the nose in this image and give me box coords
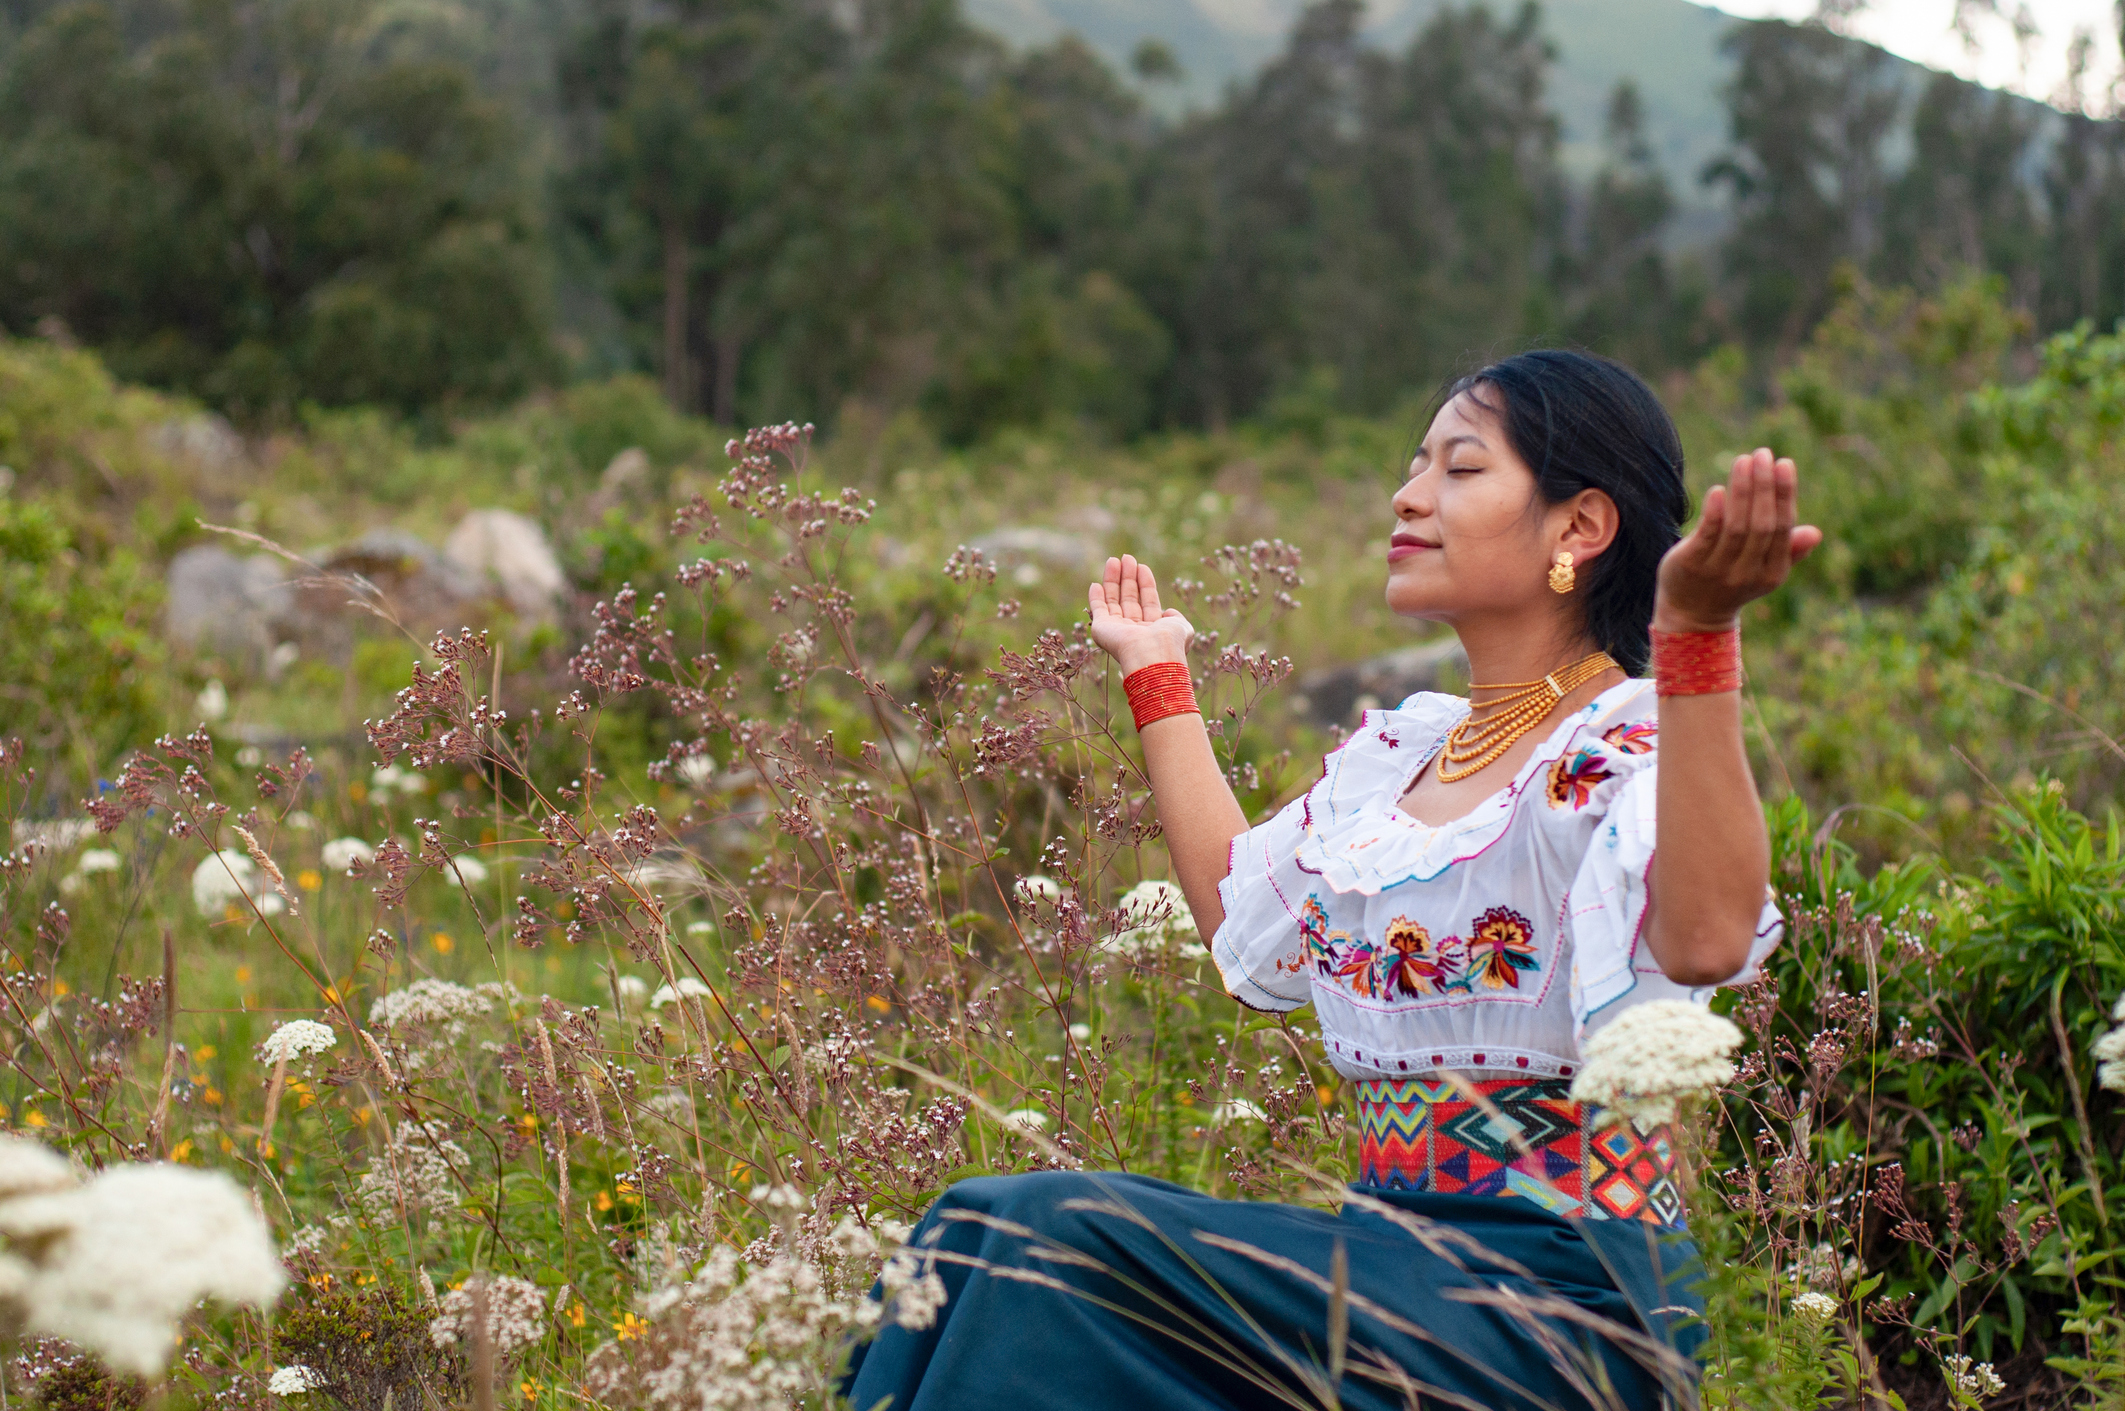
[1391,462,1432,520]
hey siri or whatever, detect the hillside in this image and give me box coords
[964,0,1883,231]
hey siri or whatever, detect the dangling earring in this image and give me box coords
[1548,551,1575,595]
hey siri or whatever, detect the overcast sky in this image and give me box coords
[1709,1,2122,108]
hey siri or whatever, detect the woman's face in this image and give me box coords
[1384,389,1611,626]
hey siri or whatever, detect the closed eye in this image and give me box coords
[1446,464,1482,474]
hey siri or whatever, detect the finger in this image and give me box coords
[1088,580,1109,620]
[1102,556,1122,608]
[1740,450,1784,577]
[1119,554,1142,621]
[1754,457,1798,578]
[1137,561,1163,618]
[1790,524,1823,563]
[1690,482,1730,560]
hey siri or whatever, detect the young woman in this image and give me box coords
[844,350,1818,1410]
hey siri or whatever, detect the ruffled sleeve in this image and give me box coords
[1564,753,1784,1037]
[1210,694,1465,1011]
[1210,794,1315,1012]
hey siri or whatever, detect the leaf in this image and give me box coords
[2002,1275,2026,1351]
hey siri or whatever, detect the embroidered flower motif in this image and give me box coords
[1382,916,1461,998]
[1603,720,1656,755]
[1378,731,1401,749]
[1467,906,1539,990]
[1545,747,1615,809]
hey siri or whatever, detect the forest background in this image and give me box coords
[10,0,2125,1409]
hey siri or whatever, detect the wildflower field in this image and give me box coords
[5,277,2125,1410]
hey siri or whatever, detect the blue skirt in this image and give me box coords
[844,1172,1703,1411]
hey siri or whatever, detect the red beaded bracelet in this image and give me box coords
[1123,661,1200,730]
[1651,627,1743,696]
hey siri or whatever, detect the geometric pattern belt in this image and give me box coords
[1353,1076,1686,1227]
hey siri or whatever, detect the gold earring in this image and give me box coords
[1548,551,1575,595]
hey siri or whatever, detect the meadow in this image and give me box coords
[4,274,2125,1409]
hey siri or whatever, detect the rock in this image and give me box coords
[310,529,479,625]
[145,416,245,476]
[165,546,292,659]
[601,447,651,494]
[1290,638,1466,729]
[969,527,1101,569]
[443,510,566,620]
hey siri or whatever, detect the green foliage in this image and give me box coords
[0,0,553,420]
[0,493,162,775]
[274,1285,467,1411]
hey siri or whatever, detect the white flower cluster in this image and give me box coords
[650,976,713,1009]
[258,1020,338,1067]
[1107,880,1203,959]
[57,848,121,895]
[267,1365,322,1396]
[369,978,513,1035]
[1789,1291,1839,1327]
[369,764,427,797]
[281,1224,331,1257]
[1944,1353,2005,1399]
[0,1136,283,1375]
[321,837,375,873]
[444,855,490,885]
[190,849,286,918]
[2092,992,2125,1093]
[615,975,651,1011]
[1569,1000,1744,1126]
[584,1194,939,1411]
[355,1121,469,1219]
[1016,875,1062,906]
[428,1274,547,1357]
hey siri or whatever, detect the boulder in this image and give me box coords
[165,546,293,660]
[309,528,480,626]
[1289,638,1466,729]
[969,526,1101,569]
[444,509,566,621]
[145,415,246,476]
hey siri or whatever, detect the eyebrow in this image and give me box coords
[1411,433,1487,462]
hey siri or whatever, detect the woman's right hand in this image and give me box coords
[1088,555,1193,672]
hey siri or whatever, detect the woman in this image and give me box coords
[844,350,1818,1410]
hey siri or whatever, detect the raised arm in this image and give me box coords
[1088,555,1250,939]
[1645,449,1821,985]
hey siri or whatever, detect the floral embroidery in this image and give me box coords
[1468,906,1539,990]
[1545,747,1614,809]
[1382,916,1462,997]
[1602,720,1656,755]
[1302,895,1542,1002]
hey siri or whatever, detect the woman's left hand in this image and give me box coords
[1654,448,1823,632]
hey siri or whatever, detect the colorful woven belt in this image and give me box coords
[1353,1076,1685,1226]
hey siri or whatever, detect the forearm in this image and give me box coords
[1137,710,1248,941]
[1645,688,1769,986]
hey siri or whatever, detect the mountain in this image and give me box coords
[964,0,1785,229]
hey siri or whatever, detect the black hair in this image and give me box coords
[1441,349,1689,676]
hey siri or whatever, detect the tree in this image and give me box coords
[1563,82,1683,369]
[1883,72,2041,303]
[0,0,553,419]
[1705,19,1903,356]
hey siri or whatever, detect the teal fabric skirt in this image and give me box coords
[843,1171,1704,1411]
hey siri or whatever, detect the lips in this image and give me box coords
[1386,532,1437,563]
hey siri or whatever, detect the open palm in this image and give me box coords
[1088,555,1193,673]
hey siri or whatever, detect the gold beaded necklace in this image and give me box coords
[1434,649,1619,783]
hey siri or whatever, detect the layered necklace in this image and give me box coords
[1435,649,1618,783]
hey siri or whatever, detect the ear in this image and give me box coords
[1554,488,1619,567]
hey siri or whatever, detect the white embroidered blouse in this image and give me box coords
[1212,677,1782,1081]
